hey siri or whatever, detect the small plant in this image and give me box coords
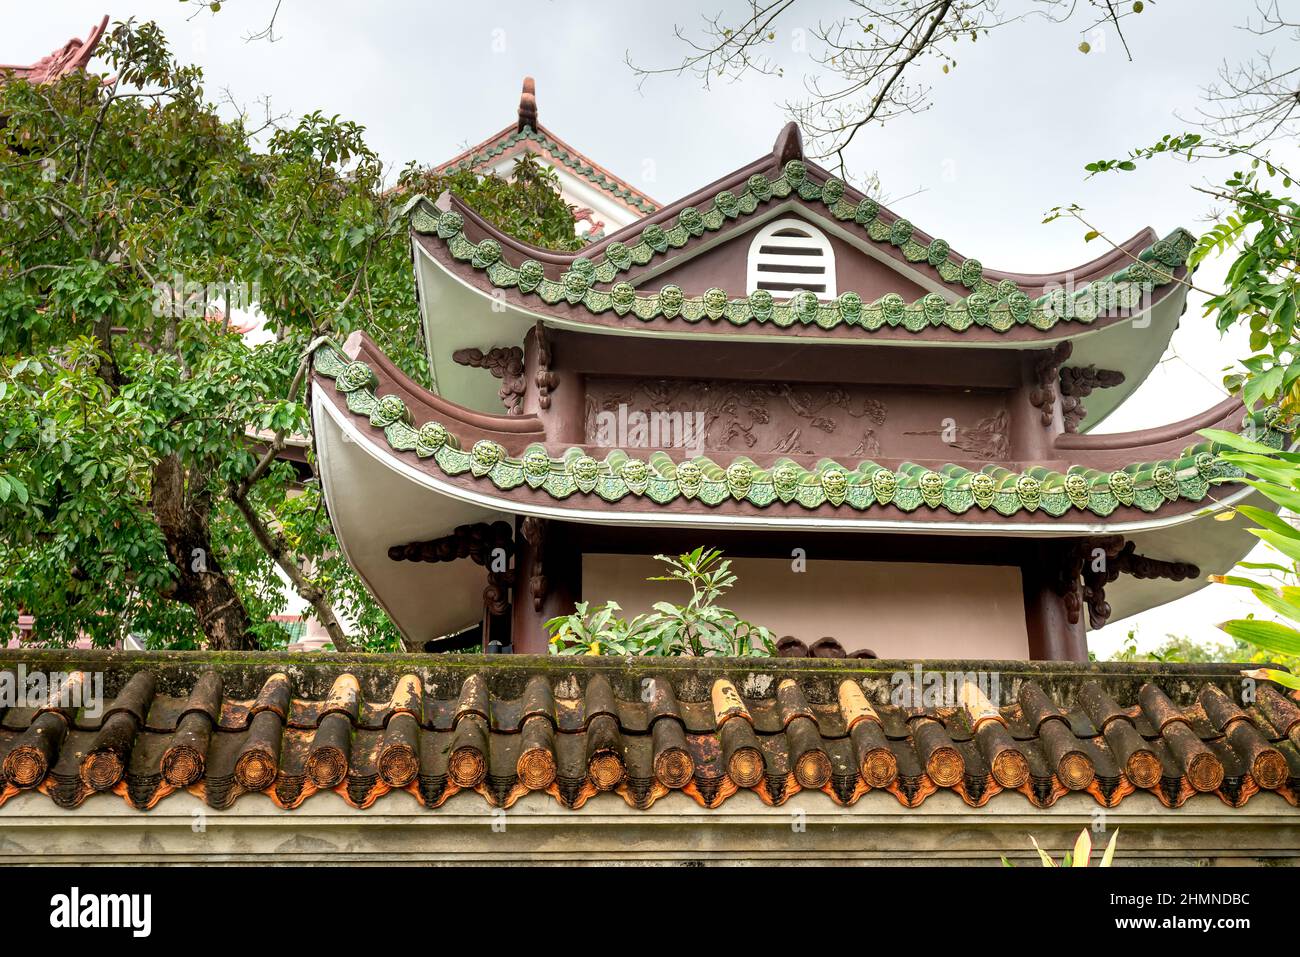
[1200,427,1300,691]
[1001,828,1119,867]
[544,600,640,656]
[546,547,775,656]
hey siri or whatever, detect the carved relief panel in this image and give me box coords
[583,376,1010,461]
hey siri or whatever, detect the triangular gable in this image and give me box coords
[630,206,943,303]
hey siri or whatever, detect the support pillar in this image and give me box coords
[1021,540,1088,662]
[1023,575,1088,661]
[511,517,581,654]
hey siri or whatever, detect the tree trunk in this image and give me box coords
[150,454,255,649]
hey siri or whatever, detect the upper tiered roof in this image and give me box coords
[412,123,1193,428]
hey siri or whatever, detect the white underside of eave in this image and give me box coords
[314,391,511,644]
[314,390,1263,641]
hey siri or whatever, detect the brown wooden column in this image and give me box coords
[1009,347,1066,462]
[1021,541,1088,662]
[522,322,585,443]
[1023,578,1088,661]
[511,517,581,654]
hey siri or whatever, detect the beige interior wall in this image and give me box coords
[582,554,1030,659]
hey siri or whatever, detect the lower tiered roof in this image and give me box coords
[313,338,1287,520]
[2,651,1298,814]
[309,331,1291,645]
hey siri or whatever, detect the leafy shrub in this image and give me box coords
[546,548,774,656]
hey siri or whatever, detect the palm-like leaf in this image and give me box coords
[1072,829,1092,867]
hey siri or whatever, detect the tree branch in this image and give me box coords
[229,492,358,652]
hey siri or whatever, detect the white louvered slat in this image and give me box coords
[746,217,837,299]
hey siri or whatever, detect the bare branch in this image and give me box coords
[630,1,1145,183]
[626,1,796,90]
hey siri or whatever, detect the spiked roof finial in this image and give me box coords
[518,76,538,131]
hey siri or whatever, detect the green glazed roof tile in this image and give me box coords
[416,160,1193,335]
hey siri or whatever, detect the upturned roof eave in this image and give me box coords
[411,202,1191,351]
[419,120,1182,297]
[0,15,107,84]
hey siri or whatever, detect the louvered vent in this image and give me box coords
[746,218,837,299]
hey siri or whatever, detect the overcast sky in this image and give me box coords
[9,1,1298,654]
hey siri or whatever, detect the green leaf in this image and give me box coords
[1240,480,1300,513]
[1253,588,1300,624]
[1238,560,1294,574]
[1198,428,1285,456]
[1235,504,1300,538]
[1241,667,1300,691]
[1219,619,1300,656]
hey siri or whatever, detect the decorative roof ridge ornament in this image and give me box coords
[432,79,659,214]
[772,121,805,165]
[0,14,108,86]
[308,338,1289,518]
[517,75,537,132]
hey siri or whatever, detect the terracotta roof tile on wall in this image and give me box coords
[1,652,1298,814]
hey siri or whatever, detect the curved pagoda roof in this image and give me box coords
[309,332,1291,646]
[0,15,107,85]
[432,76,659,229]
[411,123,1193,430]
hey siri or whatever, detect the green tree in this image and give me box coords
[0,19,577,651]
[399,153,584,253]
[1082,125,1300,688]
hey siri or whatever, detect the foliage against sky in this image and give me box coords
[0,19,578,650]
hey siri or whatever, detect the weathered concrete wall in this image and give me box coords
[1,788,1294,866]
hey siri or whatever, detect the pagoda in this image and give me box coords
[432,77,659,240]
[1,73,1297,869]
[309,121,1291,659]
